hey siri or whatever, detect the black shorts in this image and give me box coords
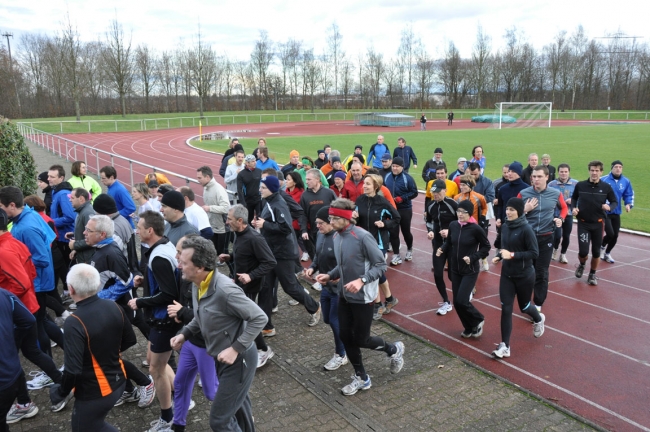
[148,327,178,354]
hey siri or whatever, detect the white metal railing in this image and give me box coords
[18,123,202,193]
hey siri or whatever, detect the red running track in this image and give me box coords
[55,120,650,431]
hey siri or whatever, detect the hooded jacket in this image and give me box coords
[259,192,298,261]
[0,232,39,314]
[68,175,102,202]
[354,193,401,250]
[50,181,76,241]
[309,229,338,293]
[107,181,136,228]
[202,178,230,234]
[495,178,529,222]
[601,172,634,216]
[92,238,134,304]
[426,197,458,244]
[9,206,56,293]
[498,214,539,275]
[229,225,277,295]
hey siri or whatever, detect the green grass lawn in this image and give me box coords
[192,123,649,232]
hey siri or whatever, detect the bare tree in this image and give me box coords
[471,25,491,108]
[222,57,235,111]
[439,41,465,107]
[301,48,319,112]
[103,19,134,117]
[135,44,157,112]
[327,22,343,108]
[187,28,217,117]
[398,24,416,106]
[250,31,273,109]
[60,16,87,121]
[340,58,354,108]
[383,59,399,108]
[365,46,384,109]
[319,54,332,108]
[415,46,435,108]
[19,34,49,116]
[82,41,105,115]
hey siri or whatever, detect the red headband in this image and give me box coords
[328,207,354,220]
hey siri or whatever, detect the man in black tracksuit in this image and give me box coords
[425,180,458,315]
[237,156,263,224]
[255,176,321,335]
[300,169,337,258]
[571,161,617,285]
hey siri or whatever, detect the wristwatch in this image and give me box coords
[361,277,368,284]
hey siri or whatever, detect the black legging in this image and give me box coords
[123,360,152,392]
[553,215,573,254]
[36,292,64,352]
[602,214,620,254]
[0,373,22,431]
[18,319,62,384]
[499,267,541,346]
[577,220,604,258]
[337,297,396,379]
[431,239,450,303]
[211,232,228,255]
[46,289,66,317]
[450,271,483,332]
[397,208,414,251]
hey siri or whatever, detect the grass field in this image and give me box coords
[192,123,649,232]
[18,109,650,134]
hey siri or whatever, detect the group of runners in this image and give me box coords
[0,135,634,431]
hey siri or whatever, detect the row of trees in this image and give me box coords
[1,19,650,119]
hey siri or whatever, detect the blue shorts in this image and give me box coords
[149,328,178,354]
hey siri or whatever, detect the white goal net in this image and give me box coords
[492,102,552,129]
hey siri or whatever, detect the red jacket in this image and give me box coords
[287,187,304,230]
[0,232,39,314]
[342,179,364,202]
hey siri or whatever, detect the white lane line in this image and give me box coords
[391,310,650,432]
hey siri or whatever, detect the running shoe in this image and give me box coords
[492,342,511,359]
[604,253,615,263]
[6,402,39,424]
[138,377,156,408]
[288,299,299,306]
[115,388,140,407]
[311,282,322,291]
[146,418,173,432]
[262,328,276,337]
[308,305,321,327]
[560,254,568,264]
[404,250,413,261]
[26,371,54,390]
[188,399,196,411]
[599,246,606,260]
[271,305,279,313]
[460,329,472,338]
[471,320,485,338]
[481,258,489,272]
[197,375,202,388]
[575,264,585,278]
[587,273,598,286]
[257,347,274,368]
[390,255,402,266]
[60,291,73,304]
[68,303,77,310]
[372,303,384,321]
[301,252,310,262]
[141,359,150,368]
[436,302,452,316]
[54,310,71,327]
[384,297,399,313]
[50,391,73,412]
[390,341,405,374]
[533,313,545,338]
[341,375,371,396]
[324,354,348,371]
[552,249,559,261]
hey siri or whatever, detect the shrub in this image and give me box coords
[0,116,37,196]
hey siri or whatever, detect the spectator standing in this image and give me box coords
[100,166,136,228]
[68,187,96,265]
[68,161,102,202]
[366,135,390,168]
[392,137,418,173]
[178,187,213,240]
[197,166,231,255]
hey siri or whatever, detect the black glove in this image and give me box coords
[478,215,490,230]
[49,383,67,405]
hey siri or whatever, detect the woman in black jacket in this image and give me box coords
[491,198,545,359]
[437,200,490,338]
[354,174,401,320]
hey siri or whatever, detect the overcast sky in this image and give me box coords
[2,0,648,60]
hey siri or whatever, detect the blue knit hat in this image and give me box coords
[261,176,280,193]
[508,161,523,177]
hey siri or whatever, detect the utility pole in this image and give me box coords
[2,32,22,117]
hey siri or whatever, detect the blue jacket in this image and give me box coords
[107,181,136,228]
[256,158,280,171]
[601,173,634,216]
[495,178,529,222]
[50,181,76,241]
[367,143,390,168]
[392,146,418,171]
[384,171,419,210]
[9,206,56,292]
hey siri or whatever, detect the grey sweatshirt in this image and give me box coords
[181,271,267,356]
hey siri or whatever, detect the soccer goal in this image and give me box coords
[492,102,552,129]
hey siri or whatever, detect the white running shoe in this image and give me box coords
[324,354,349,371]
[560,254,568,264]
[404,250,413,261]
[26,371,54,390]
[300,252,309,262]
[533,313,546,338]
[138,376,156,408]
[341,375,371,396]
[146,418,172,432]
[436,302,452,316]
[390,341,405,374]
[604,253,615,263]
[311,282,322,291]
[390,255,402,266]
[599,246,606,260]
[257,347,274,368]
[552,249,559,261]
[492,342,511,359]
[481,258,489,272]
